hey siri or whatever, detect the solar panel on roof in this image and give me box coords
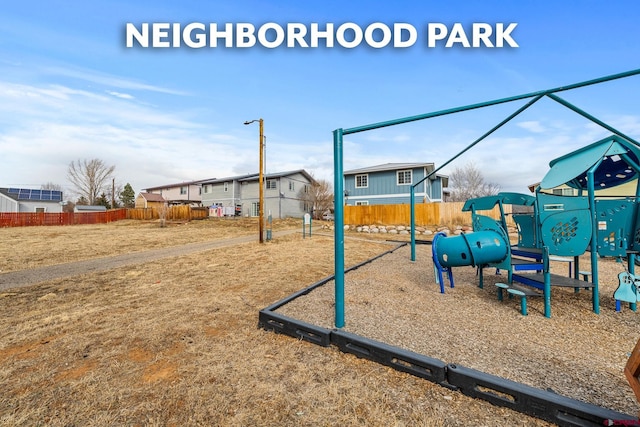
[5,188,63,201]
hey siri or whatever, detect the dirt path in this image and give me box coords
[0,229,299,291]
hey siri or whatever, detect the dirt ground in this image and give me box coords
[0,218,632,426]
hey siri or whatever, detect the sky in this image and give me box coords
[1,1,640,200]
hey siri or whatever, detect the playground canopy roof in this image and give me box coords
[540,135,640,191]
[461,192,536,212]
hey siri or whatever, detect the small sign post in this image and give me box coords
[303,213,312,239]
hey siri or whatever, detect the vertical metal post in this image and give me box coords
[543,246,551,318]
[259,119,264,243]
[334,128,345,328]
[587,169,600,314]
[410,186,416,261]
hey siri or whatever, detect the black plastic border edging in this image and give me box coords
[446,363,635,427]
[257,243,638,426]
[331,329,447,385]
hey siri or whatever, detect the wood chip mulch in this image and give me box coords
[277,243,640,417]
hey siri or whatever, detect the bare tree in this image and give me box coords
[448,162,501,202]
[67,158,116,205]
[299,176,334,219]
[40,182,63,191]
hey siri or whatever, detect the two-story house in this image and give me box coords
[200,169,315,218]
[142,179,206,206]
[343,163,448,206]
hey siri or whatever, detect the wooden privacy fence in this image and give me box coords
[126,206,209,221]
[344,202,514,226]
[0,208,127,227]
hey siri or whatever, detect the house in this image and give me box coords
[0,188,64,213]
[343,163,448,206]
[200,170,316,218]
[74,205,107,213]
[141,179,206,206]
[135,192,167,209]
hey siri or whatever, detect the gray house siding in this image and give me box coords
[202,180,242,209]
[0,193,18,212]
[200,170,314,219]
[18,201,63,213]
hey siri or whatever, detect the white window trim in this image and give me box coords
[355,174,369,188]
[397,170,412,186]
[224,182,229,192]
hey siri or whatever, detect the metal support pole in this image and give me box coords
[410,187,416,262]
[333,128,345,328]
[587,169,600,314]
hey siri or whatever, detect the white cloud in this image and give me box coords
[0,80,253,194]
[42,65,190,96]
[107,91,134,100]
[516,120,546,133]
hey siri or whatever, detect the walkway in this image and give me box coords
[0,229,299,292]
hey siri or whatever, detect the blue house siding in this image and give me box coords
[344,163,447,206]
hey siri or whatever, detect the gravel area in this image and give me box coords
[277,243,640,417]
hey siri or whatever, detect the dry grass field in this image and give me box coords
[0,218,633,426]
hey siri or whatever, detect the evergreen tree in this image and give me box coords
[120,183,136,208]
[96,192,111,209]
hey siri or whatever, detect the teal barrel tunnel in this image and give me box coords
[435,230,509,268]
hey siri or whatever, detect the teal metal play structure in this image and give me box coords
[332,69,640,327]
[433,134,640,318]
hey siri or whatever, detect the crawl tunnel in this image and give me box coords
[434,230,509,268]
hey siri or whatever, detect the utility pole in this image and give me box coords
[258,119,264,243]
[244,118,265,243]
[112,177,115,209]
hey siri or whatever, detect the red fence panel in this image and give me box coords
[0,209,128,228]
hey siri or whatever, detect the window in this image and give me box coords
[198,187,202,195]
[266,179,277,189]
[251,202,260,217]
[397,170,412,185]
[552,188,574,196]
[180,186,187,195]
[355,201,369,206]
[355,174,368,188]
[203,185,210,194]
[289,181,295,191]
[224,182,229,192]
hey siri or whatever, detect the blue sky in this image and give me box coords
[1,1,639,199]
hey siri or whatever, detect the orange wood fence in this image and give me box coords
[344,202,513,226]
[126,206,209,221]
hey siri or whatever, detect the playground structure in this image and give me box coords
[257,69,640,425]
[333,68,640,328]
[432,134,640,317]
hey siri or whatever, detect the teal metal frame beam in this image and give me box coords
[409,94,544,260]
[546,93,640,146]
